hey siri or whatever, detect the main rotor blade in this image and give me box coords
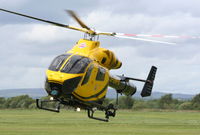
[114,35,176,45]
[118,33,200,39]
[96,30,176,45]
[0,8,181,44]
[66,10,91,30]
[0,8,88,33]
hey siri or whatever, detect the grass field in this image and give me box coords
[0,109,199,135]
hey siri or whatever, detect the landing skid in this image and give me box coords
[87,104,117,122]
[36,98,117,122]
[36,99,61,113]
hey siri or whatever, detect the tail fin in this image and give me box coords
[141,66,157,97]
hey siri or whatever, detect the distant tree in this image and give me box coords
[118,96,134,109]
[191,93,200,110]
[4,95,35,109]
[146,99,160,109]
[159,94,173,109]
[20,96,35,108]
[178,102,193,110]
[3,98,12,108]
[159,94,185,109]
[28,102,37,109]
[0,97,6,108]
[158,94,182,109]
[133,100,147,110]
[133,99,160,110]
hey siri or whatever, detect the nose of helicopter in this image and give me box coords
[45,70,83,98]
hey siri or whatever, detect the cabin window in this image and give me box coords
[48,54,71,71]
[61,55,91,74]
[81,64,94,85]
[101,57,106,64]
[96,67,106,81]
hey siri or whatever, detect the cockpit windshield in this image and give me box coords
[48,54,71,71]
[61,55,92,74]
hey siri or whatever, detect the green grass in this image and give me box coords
[0,109,199,135]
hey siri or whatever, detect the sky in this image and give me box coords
[0,0,200,95]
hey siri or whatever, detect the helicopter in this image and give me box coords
[0,8,161,122]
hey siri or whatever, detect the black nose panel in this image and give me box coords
[45,80,62,97]
[62,77,82,95]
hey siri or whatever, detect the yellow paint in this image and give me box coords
[67,39,122,69]
[46,39,122,102]
[46,70,83,84]
[72,62,109,101]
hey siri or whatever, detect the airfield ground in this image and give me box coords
[0,109,199,135]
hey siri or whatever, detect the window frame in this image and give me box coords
[81,64,94,85]
[61,55,92,74]
[48,54,71,71]
[96,67,106,81]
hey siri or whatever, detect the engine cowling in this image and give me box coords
[90,48,122,69]
[67,39,122,70]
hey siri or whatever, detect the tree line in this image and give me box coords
[104,93,200,110]
[0,93,200,110]
[0,95,35,109]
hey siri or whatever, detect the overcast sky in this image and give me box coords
[0,0,200,95]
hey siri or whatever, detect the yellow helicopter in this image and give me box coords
[0,9,160,122]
